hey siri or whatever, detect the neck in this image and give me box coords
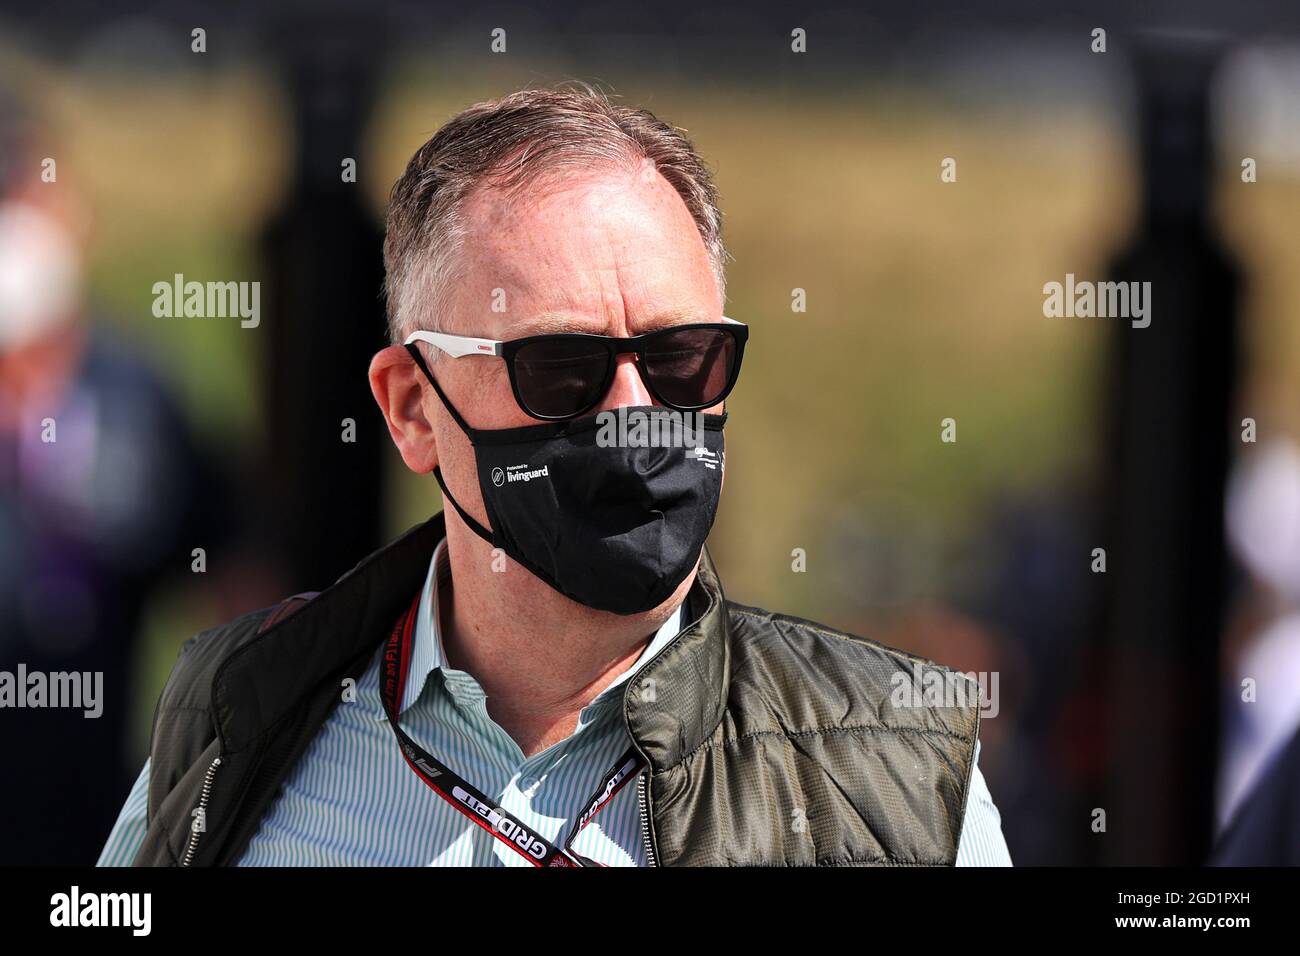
[439,522,682,758]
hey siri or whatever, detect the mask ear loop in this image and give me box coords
[405,343,475,435]
[429,466,494,545]
[404,343,495,546]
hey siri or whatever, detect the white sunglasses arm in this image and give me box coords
[404,330,502,358]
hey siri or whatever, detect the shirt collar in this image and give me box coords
[372,535,683,722]
[586,601,682,716]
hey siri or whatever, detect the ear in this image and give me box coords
[369,344,439,474]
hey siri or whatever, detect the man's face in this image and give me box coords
[425,159,725,526]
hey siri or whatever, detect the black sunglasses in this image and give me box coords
[405,319,748,421]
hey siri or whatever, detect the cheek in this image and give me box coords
[433,414,486,507]
[440,360,528,430]
[473,366,538,428]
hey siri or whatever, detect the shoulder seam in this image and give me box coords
[666,721,976,770]
[727,605,951,671]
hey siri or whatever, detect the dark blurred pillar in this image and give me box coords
[260,12,387,589]
[1093,38,1240,864]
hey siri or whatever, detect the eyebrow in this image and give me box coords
[519,306,714,337]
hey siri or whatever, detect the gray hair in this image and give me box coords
[382,84,727,346]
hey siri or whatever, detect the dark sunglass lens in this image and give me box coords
[642,328,737,409]
[512,338,611,418]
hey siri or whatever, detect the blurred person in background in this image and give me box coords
[1215,439,1300,836]
[1209,718,1300,865]
[0,88,230,863]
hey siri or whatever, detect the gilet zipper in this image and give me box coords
[180,754,223,866]
[636,768,658,867]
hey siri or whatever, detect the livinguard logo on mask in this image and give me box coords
[503,464,549,484]
[596,406,705,448]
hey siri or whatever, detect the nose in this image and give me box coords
[598,354,654,411]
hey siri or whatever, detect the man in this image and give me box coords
[99,86,1010,866]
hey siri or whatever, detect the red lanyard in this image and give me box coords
[380,594,646,867]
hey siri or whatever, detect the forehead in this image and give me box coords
[445,162,720,338]
[519,304,715,336]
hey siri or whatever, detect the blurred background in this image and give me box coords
[2,0,1299,866]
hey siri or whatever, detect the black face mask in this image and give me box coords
[409,351,726,615]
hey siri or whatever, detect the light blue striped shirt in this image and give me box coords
[98,537,1012,866]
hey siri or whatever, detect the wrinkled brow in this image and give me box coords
[515,306,715,337]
